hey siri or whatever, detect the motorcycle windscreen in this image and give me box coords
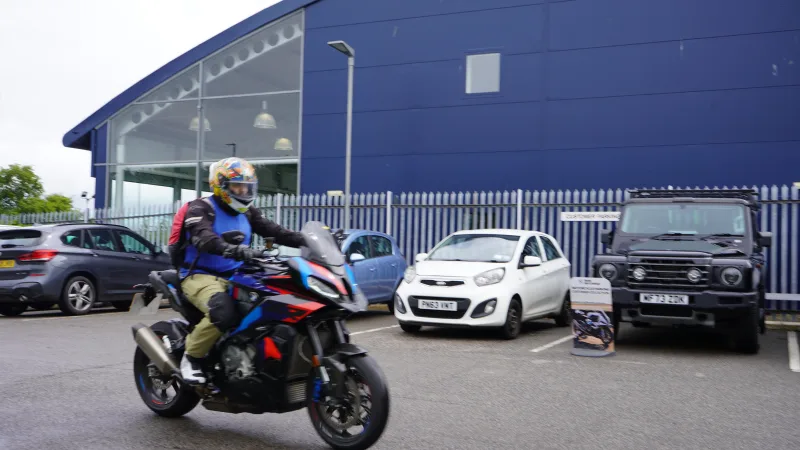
[300,221,347,274]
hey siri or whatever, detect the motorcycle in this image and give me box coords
[571,309,613,349]
[129,221,390,450]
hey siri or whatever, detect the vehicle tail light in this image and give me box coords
[18,249,59,262]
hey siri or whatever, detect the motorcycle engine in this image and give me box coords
[220,343,257,381]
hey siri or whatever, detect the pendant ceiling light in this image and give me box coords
[189,116,211,132]
[254,100,276,129]
[274,137,293,151]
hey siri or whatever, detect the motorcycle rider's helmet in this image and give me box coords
[209,157,258,214]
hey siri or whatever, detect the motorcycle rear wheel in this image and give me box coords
[307,355,390,450]
[133,322,200,418]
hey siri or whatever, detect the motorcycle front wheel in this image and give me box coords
[307,355,390,450]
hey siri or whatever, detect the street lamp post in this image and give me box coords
[327,40,355,230]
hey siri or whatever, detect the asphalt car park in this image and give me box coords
[2,308,799,450]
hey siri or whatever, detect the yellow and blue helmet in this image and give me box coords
[209,157,258,213]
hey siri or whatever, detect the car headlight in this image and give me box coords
[404,266,416,283]
[307,277,339,299]
[598,263,618,280]
[474,268,505,287]
[720,267,743,286]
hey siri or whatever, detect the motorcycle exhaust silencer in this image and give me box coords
[132,323,179,377]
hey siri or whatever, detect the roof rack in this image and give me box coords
[628,188,759,203]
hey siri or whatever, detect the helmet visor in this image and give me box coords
[225,181,257,201]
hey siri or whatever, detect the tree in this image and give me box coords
[0,164,75,215]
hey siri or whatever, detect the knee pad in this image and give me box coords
[207,292,239,331]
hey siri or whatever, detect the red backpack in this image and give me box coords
[167,197,213,269]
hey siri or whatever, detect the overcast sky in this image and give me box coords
[0,0,279,209]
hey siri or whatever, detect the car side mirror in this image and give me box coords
[520,255,542,267]
[757,231,772,248]
[349,253,366,263]
[221,230,246,246]
[415,253,428,263]
[600,230,612,245]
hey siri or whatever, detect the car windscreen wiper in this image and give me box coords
[701,233,744,239]
[649,232,696,240]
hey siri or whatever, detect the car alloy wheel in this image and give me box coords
[60,276,96,315]
[68,280,94,312]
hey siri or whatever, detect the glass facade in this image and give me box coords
[103,10,304,208]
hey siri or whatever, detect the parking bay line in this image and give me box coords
[530,334,573,353]
[788,331,800,373]
[350,325,400,336]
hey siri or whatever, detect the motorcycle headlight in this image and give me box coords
[474,268,505,287]
[404,266,416,283]
[720,267,743,286]
[307,277,339,299]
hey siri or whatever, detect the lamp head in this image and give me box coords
[327,40,354,57]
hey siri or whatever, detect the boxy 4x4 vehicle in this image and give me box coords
[591,189,772,354]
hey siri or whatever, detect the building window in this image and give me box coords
[465,52,500,94]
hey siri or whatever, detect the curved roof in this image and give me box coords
[62,0,317,150]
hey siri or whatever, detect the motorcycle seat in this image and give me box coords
[150,270,204,327]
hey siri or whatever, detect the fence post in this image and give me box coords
[386,190,392,235]
[516,188,523,229]
[276,194,282,225]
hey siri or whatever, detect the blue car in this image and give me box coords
[336,230,407,312]
[275,229,407,311]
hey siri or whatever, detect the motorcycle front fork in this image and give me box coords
[307,320,350,401]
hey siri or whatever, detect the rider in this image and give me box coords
[178,157,305,384]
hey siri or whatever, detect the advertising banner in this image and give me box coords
[569,277,615,357]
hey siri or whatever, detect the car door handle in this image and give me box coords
[369,267,376,272]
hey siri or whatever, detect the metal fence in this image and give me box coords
[2,184,798,317]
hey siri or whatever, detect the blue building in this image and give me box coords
[63,0,800,209]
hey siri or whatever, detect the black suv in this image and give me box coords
[0,223,171,317]
[591,189,772,354]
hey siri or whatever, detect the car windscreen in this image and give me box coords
[619,203,747,236]
[0,229,45,248]
[426,234,520,263]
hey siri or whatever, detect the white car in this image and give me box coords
[394,229,572,339]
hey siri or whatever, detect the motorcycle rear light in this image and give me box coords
[18,249,58,262]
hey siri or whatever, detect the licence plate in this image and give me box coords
[640,293,689,305]
[418,299,457,311]
[0,260,15,269]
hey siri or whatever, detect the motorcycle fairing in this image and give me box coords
[230,294,325,335]
[291,257,349,296]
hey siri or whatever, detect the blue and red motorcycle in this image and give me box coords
[130,221,390,450]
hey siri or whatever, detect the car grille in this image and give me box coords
[627,257,711,291]
[407,296,471,319]
[419,279,465,287]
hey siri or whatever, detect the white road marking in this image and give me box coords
[530,334,573,353]
[350,325,400,335]
[20,309,168,322]
[788,331,800,373]
[21,313,126,322]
